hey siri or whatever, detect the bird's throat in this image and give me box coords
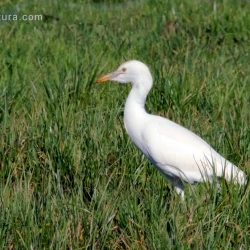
[123,85,148,139]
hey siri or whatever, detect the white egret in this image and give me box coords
[97,60,246,198]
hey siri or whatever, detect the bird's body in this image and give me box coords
[97,60,246,197]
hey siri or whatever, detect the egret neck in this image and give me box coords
[124,75,152,149]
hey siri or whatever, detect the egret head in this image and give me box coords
[96,60,152,86]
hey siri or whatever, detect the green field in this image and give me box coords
[0,0,249,248]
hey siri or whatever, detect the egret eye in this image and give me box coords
[122,67,126,72]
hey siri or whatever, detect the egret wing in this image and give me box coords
[141,116,218,183]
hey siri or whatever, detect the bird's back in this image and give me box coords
[137,114,245,185]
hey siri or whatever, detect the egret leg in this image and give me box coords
[165,175,185,199]
[175,186,185,200]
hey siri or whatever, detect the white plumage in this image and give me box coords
[97,60,246,198]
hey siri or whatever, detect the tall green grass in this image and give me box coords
[0,0,249,248]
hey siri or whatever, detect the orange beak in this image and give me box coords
[96,73,112,83]
[96,69,124,83]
